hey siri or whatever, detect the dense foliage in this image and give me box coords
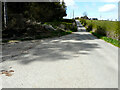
[2,20,76,42]
[5,2,66,21]
[2,2,67,29]
[2,2,72,41]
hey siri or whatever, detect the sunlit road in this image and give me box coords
[75,20,86,32]
[0,20,118,88]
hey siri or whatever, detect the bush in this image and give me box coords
[7,14,25,30]
[114,22,120,40]
[86,23,93,32]
[3,18,75,41]
[61,19,75,23]
[71,26,77,32]
[83,20,87,26]
[96,25,106,36]
[80,19,86,26]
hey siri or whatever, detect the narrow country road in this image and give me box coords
[0,20,118,88]
[75,20,86,32]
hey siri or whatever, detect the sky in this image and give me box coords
[63,0,119,21]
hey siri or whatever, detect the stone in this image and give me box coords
[42,24,56,31]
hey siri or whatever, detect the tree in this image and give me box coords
[83,12,87,17]
[81,12,89,20]
[5,2,67,22]
[29,2,67,22]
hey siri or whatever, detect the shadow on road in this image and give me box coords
[2,32,100,64]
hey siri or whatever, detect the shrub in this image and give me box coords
[80,19,86,26]
[86,23,93,32]
[71,26,77,32]
[61,19,74,23]
[114,22,120,40]
[118,22,120,40]
[83,20,87,26]
[96,25,106,36]
[7,14,25,30]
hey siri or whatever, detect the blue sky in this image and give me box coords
[63,0,119,21]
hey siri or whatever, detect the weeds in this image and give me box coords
[91,32,120,48]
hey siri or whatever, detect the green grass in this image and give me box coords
[90,31,120,48]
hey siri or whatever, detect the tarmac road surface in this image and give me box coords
[0,20,118,88]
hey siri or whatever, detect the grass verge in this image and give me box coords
[90,31,120,48]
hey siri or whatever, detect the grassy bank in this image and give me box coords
[90,31,120,48]
[79,19,120,47]
[79,19,120,39]
[86,20,118,32]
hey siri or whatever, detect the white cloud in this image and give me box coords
[98,4,117,12]
[62,0,119,8]
[63,0,78,9]
[64,0,75,6]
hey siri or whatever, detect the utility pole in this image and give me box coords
[72,10,74,19]
[4,1,7,28]
[118,1,120,21]
[100,15,102,20]
[70,12,72,19]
